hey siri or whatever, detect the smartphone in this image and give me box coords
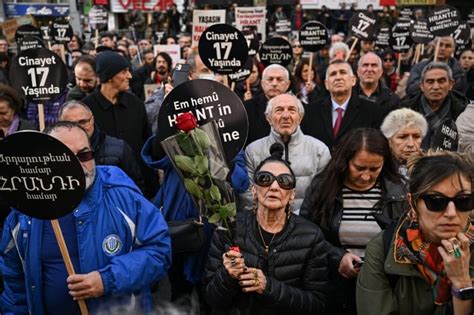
[172,63,190,87]
[353,260,364,269]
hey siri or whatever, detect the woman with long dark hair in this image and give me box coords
[300,128,407,315]
[291,58,320,105]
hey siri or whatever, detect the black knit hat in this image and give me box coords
[96,50,130,83]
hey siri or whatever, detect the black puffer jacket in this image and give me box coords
[204,210,327,315]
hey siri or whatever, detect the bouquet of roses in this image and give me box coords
[160,112,236,231]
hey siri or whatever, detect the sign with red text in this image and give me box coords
[110,0,173,13]
[192,10,226,48]
[235,6,266,42]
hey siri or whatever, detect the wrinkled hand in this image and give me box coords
[223,250,246,280]
[338,252,362,279]
[67,271,104,300]
[164,80,174,96]
[244,91,253,101]
[439,233,472,290]
[305,81,315,93]
[239,267,266,294]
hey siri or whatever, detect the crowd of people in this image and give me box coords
[0,2,473,315]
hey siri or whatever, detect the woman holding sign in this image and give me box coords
[291,58,320,105]
[0,84,35,138]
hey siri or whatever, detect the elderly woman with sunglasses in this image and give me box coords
[204,143,328,314]
[357,151,474,315]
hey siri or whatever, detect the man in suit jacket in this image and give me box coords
[301,60,387,150]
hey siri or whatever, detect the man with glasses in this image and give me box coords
[58,101,145,192]
[355,52,399,114]
[244,64,291,146]
[1,121,171,314]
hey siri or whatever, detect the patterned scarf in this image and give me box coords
[394,217,473,305]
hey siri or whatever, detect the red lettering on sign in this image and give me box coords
[118,0,131,9]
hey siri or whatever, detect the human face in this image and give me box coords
[60,107,95,138]
[382,55,395,71]
[179,36,191,48]
[253,162,295,212]
[301,64,314,81]
[344,150,384,191]
[100,37,115,48]
[139,40,151,50]
[49,127,96,190]
[331,34,343,44]
[143,52,154,66]
[325,63,356,96]
[155,55,169,75]
[71,51,82,64]
[261,68,290,99]
[267,94,302,137]
[414,173,471,244]
[459,50,473,71]
[166,37,176,45]
[420,68,454,105]
[361,40,375,53]
[109,68,132,92]
[389,126,422,163]
[357,53,383,86]
[0,39,8,53]
[129,45,138,57]
[249,64,259,84]
[292,41,303,56]
[68,36,80,51]
[75,63,98,93]
[437,37,455,62]
[0,100,15,128]
[190,55,214,80]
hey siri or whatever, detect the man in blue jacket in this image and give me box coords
[1,122,171,314]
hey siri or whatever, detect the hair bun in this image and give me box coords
[269,143,284,160]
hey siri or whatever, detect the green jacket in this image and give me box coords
[357,230,474,315]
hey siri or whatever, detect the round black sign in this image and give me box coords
[89,5,108,31]
[157,79,248,162]
[396,17,412,30]
[299,21,329,52]
[0,131,85,220]
[349,11,377,40]
[400,8,413,19]
[229,56,253,82]
[427,5,461,37]
[410,19,435,44]
[431,118,458,151]
[375,27,391,49]
[50,22,73,44]
[259,37,292,67]
[242,28,260,57]
[15,25,42,44]
[9,48,68,102]
[18,36,45,52]
[40,25,50,41]
[198,24,248,75]
[452,21,471,47]
[390,25,413,53]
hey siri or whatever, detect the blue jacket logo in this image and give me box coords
[102,234,122,256]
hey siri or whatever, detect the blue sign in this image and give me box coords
[4,3,69,17]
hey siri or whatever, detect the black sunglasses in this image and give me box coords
[254,171,296,190]
[419,194,473,212]
[384,58,393,62]
[76,150,94,162]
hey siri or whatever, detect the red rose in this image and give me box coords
[229,246,240,253]
[176,112,197,133]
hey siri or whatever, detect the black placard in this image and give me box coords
[451,21,471,47]
[299,21,329,53]
[15,25,42,44]
[88,5,108,31]
[431,119,458,151]
[40,25,50,41]
[242,27,260,56]
[18,36,45,52]
[400,8,413,19]
[375,27,391,49]
[396,17,412,30]
[390,25,413,53]
[427,5,461,37]
[0,131,85,220]
[50,22,73,44]
[198,24,248,75]
[157,79,248,162]
[349,11,377,40]
[469,9,474,27]
[259,37,292,67]
[9,48,68,102]
[275,19,292,35]
[228,56,253,82]
[410,19,435,44]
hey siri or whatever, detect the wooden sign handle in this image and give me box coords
[307,52,313,84]
[396,57,402,81]
[434,38,440,62]
[346,38,359,61]
[95,29,99,49]
[51,219,89,315]
[246,78,250,93]
[38,104,45,132]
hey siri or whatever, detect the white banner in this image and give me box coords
[153,44,182,66]
[192,10,226,48]
[235,6,267,42]
[300,0,380,10]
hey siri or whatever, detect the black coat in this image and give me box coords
[301,94,387,150]
[204,210,327,315]
[354,83,400,114]
[243,92,270,147]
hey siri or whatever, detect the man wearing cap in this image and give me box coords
[82,50,155,197]
[1,121,171,314]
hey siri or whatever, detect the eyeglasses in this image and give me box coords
[292,45,302,48]
[75,117,93,127]
[419,194,473,212]
[254,171,296,190]
[384,58,394,62]
[76,150,94,162]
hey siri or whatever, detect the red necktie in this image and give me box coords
[333,107,343,138]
